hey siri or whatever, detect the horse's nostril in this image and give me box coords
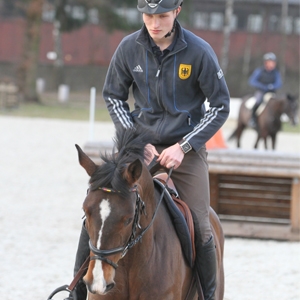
[106,283,115,292]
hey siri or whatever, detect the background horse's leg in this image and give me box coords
[253,134,260,149]
[264,137,268,149]
[271,133,277,150]
[235,124,246,148]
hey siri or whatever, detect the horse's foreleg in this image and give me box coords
[236,124,245,148]
[271,134,277,150]
[254,134,260,149]
[264,137,268,149]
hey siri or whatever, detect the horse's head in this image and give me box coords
[75,128,154,295]
[76,144,145,295]
[285,94,299,126]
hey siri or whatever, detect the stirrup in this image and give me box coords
[47,284,77,300]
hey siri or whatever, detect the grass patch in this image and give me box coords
[1,92,299,134]
[0,92,112,122]
[282,122,300,133]
[0,102,111,121]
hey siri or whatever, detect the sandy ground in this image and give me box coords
[0,115,299,300]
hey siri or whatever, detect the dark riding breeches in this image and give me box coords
[253,90,265,112]
[155,145,211,245]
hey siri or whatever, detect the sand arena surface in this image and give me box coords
[0,116,299,300]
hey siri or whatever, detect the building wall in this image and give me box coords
[0,18,299,96]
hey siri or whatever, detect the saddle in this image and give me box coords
[245,92,275,115]
[153,173,196,268]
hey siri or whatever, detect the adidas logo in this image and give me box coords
[133,65,143,72]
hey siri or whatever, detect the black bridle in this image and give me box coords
[88,189,145,269]
[88,167,174,269]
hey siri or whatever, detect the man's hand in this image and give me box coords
[144,144,160,165]
[157,143,184,169]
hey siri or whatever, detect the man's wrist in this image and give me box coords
[179,139,192,154]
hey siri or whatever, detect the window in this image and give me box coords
[294,17,300,35]
[193,12,209,29]
[193,12,224,31]
[210,12,223,30]
[247,14,262,33]
[64,5,86,21]
[282,16,293,34]
[116,8,141,24]
[42,2,55,22]
[269,15,279,32]
[42,9,54,22]
[88,8,99,24]
[230,14,238,31]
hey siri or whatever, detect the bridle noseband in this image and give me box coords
[88,167,173,270]
[88,188,147,269]
[89,240,122,269]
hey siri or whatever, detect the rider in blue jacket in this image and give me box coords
[248,52,282,128]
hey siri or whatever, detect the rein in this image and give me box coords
[88,166,174,269]
[47,256,90,300]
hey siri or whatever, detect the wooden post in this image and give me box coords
[290,177,300,233]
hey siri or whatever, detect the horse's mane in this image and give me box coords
[89,127,154,198]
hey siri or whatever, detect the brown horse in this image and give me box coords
[76,128,224,300]
[228,93,298,149]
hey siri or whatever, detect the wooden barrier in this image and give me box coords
[0,81,19,108]
[84,142,300,241]
[208,149,300,241]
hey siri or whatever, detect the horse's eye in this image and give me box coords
[125,218,133,226]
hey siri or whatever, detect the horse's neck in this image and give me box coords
[268,98,285,116]
[137,167,158,215]
[137,168,173,235]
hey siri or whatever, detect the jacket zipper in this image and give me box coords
[156,66,161,77]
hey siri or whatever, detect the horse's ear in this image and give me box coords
[75,144,97,177]
[124,159,143,186]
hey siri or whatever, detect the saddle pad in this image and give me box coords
[154,179,194,268]
[245,92,275,115]
[257,92,274,115]
[245,97,256,110]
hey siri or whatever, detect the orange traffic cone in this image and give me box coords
[206,129,227,150]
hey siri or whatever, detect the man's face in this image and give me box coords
[143,8,180,41]
[264,60,276,71]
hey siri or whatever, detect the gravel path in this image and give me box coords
[0,116,299,300]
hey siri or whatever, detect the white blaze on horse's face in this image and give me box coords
[91,199,111,294]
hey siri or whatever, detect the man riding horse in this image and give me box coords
[248,52,282,128]
[64,0,230,299]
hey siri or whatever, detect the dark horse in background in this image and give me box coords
[75,128,224,300]
[229,93,299,149]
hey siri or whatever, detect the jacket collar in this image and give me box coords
[136,19,187,53]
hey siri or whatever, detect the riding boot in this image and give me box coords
[64,222,90,300]
[195,236,217,300]
[249,103,259,129]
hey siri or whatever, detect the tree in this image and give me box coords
[220,0,234,75]
[17,0,139,100]
[18,0,44,102]
[279,0,288,81]
[52,0,89,88]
